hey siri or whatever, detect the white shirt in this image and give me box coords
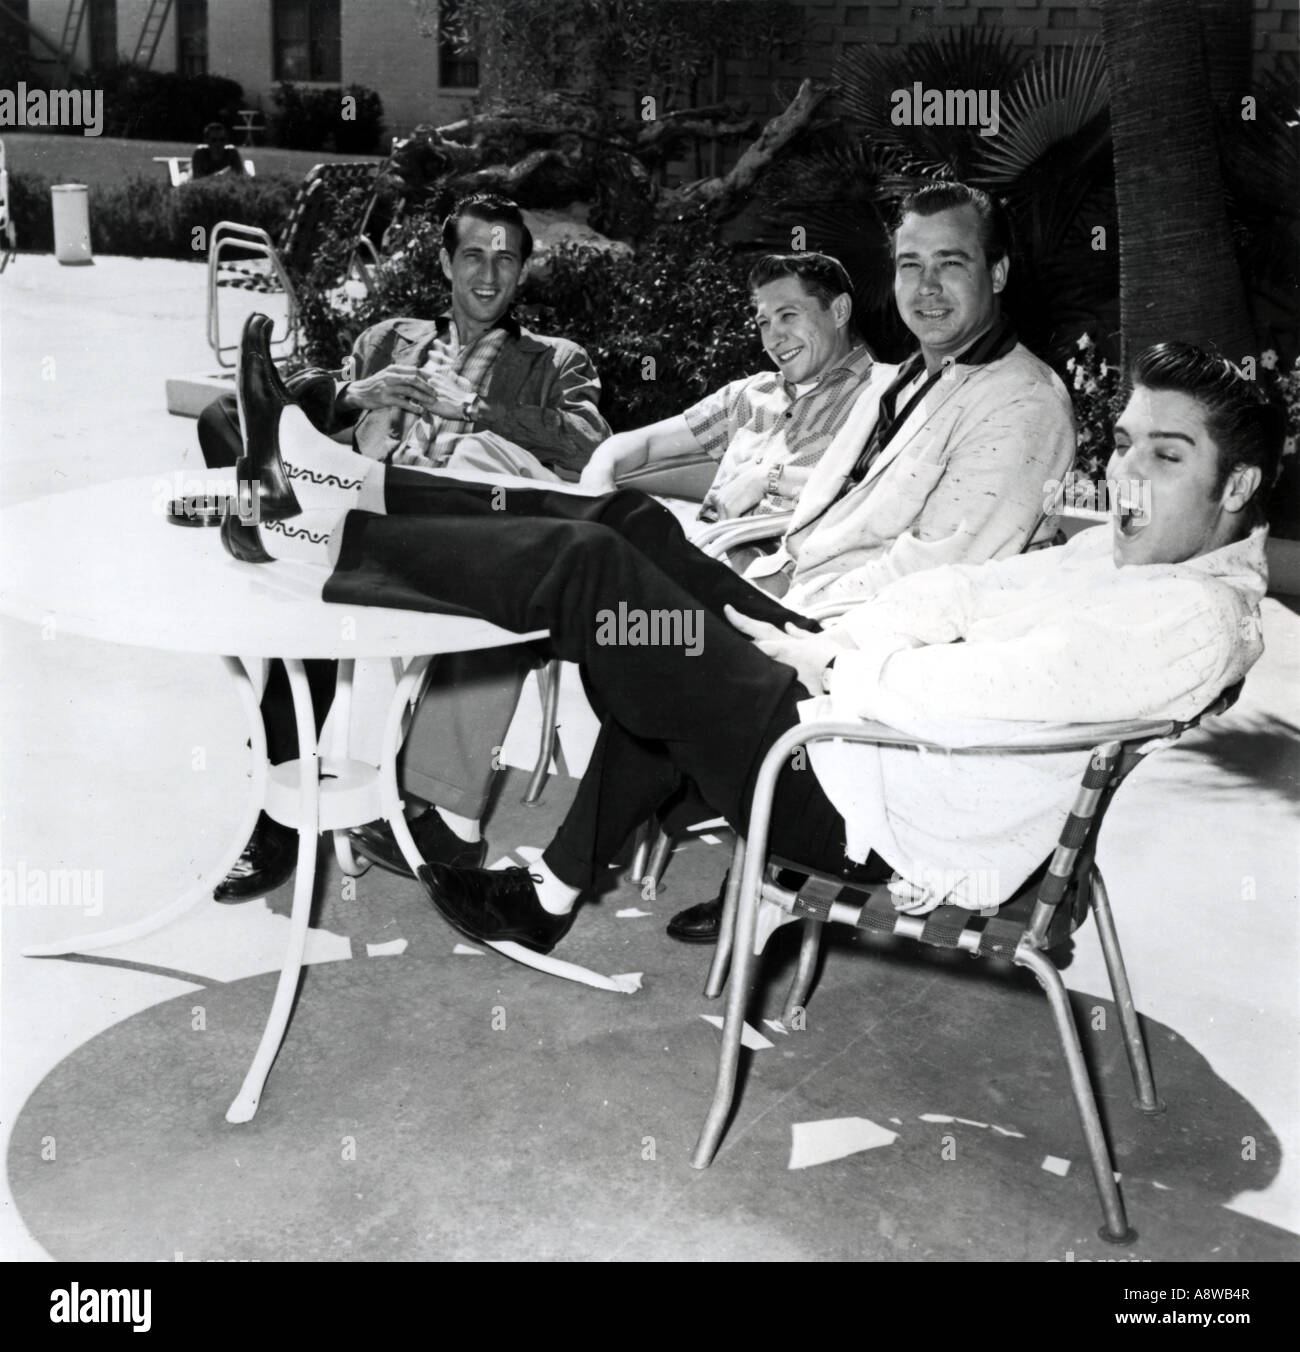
[798,525,1269,908]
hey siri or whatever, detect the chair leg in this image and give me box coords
[1090,869,1163,1113]
[693,845,763,1168]
[704,835,747,999]
[782,918,824,1026]
[644,828,674,890]
[628,817,653,883]
[523,659,561,804]
[1015,943,1136,1245]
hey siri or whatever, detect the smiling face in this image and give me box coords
[752,276,852,385]
[1106,385,1258,567]
[440,215,526,340]
[893,205,1007,371]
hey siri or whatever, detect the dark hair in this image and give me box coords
[1131,342,1285,527]
[204,121,228,140]
[892,181,1013,268]
[748,252,854,308]
[441,193,534,264]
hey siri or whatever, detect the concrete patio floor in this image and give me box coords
[1,254,1297,1261]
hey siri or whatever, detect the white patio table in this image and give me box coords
[0,473,630,1124]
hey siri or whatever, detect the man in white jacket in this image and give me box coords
[231,342,1280,955]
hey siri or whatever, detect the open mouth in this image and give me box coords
[915,308,951,321]
[773,345,804,365]
[1113,489,1150,537]
[472,289,499,303]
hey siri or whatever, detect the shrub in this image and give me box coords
[520,218,763,429]
[7,171,57,253]
[9,170,295,260]
[168,174,298,259]
[272,82,384,154]
[90,63,244,142]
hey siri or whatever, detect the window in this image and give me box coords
[273,0,341,83]
[438,0,479,89]
[176,0,207,78]
[87,0,117,72]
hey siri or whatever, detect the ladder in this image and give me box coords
[132,0,174,70]
[56,0,87,80]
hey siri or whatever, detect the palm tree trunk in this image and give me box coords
[1100,0,1255,366]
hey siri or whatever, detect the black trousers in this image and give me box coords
[330,472,851,887]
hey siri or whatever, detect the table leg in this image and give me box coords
[327,658,371,877]
[226,658,321,1123]
[21,655,269,958]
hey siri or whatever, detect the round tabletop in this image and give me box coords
[0,475,545,658]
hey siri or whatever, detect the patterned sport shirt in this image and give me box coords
[391,317,510,467]
[682,344,875,512]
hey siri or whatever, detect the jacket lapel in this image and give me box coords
[855,364,969,491]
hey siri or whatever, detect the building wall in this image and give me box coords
[21,1,474,137]
[18,0,1297,141]
[720,0,1296,121]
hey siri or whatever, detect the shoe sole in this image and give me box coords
[665,927,719,945]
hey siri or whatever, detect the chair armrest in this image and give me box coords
[775,716,1181,758]
[616,453,717,502]
[694,510,793,560]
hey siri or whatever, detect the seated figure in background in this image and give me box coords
[191,123,247,179]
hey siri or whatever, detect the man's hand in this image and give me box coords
[339,364,442,417]
[700,463,768,522]
[725,605,844,695]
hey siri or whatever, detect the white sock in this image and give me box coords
[435,807,481,843]
[530,857,580,916]
[278,406,386,514]
[261,509,345,566]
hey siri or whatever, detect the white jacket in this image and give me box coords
[745,341,1076,610]
[799,525,1269,908]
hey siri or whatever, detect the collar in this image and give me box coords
[780,343,874,397]
[437,309,522,343]
[900,313,1018,383]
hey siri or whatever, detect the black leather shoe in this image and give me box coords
[419,862,577,954]
[236,312,300,521]
[666,890,724,944]
[214,811,297,902]
[349,809,487,878]
[221,313,301,563]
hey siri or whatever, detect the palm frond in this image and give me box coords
[976,40,1110,186]
[834,28,1029,182]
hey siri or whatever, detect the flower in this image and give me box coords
[1076,333,1092,351]
[1073,368,1084,390]
[1284,436,1297,459]
[1261,349,1278,371]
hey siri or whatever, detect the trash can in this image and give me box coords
[51,184,93,265]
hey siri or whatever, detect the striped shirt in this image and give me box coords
[391,320,510,467]
[682,345,874,510]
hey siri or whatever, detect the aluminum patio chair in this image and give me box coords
[206,161,381,366]
[691,683,1242,1244]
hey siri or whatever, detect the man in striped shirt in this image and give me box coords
[580,253,874,520]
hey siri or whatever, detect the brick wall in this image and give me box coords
[713,0,1295,125]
